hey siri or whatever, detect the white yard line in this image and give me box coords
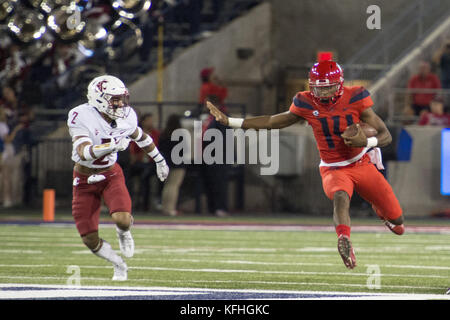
[130,257,450,271]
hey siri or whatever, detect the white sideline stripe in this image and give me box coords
[0,283,448,300]
[0,264,446,279]
[0,284,199,299]
[0,276,443,291]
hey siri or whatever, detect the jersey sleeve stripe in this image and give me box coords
[293,96,314,110]
[349,89,370,104]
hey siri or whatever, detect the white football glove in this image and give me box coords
[114,137,131,152]
[156,159,169,182]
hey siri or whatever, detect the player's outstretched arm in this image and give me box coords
[129,128,169,181]
[206,101,302,130]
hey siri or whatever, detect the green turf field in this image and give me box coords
[0,217,449,296]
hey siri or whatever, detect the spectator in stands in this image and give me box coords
[84,0,113,25]
[0,110,32,208]
[159,114,186,216]
[126,113,162,211]
[0,107,9,174]
[199,67,228,107]
[433,41,450,90]
[0,86,28,129]
[51,43,84,89]
[418,98,450,126]
[404,60,441,117]
[0,44,28,90]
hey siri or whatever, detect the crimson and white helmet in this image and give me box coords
[87,75,130,120]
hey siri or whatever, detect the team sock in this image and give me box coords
[336,224,351,238]
[93,239,124,266]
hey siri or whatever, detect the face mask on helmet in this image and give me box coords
[87,75,130,120]
[311,84,340,99]
[103,92,130,118]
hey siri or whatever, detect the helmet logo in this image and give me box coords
[96,80,108,92]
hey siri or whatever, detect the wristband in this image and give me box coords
[228,118,244,128]
[148,147,164,162]
[367,137,378,148]
[83,145,94,161]
[136,134,153,148]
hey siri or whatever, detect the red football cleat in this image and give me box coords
[337,235,357,269]
[384,220,405,235]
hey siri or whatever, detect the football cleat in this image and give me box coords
[384,220,405,235]
[337,235,357,269]
[116,227,135,258]
[112,261,128,281]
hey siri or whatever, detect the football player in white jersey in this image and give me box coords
[67,75,169,281]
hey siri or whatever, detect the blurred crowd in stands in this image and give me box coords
[404,40,450,126]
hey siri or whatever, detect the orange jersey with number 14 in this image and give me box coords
[289,86,374,164]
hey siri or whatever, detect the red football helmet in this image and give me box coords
[308,61,344,106]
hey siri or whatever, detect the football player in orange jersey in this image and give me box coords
[206,60,405,269]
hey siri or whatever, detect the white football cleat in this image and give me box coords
[112,261,128,281]
[116,227,135,258]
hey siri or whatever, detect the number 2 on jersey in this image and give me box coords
[71,112,79,124]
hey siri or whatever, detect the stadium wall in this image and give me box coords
[388,126,450,217]
[270,0,412,67]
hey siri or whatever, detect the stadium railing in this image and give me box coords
[386,88,450,125]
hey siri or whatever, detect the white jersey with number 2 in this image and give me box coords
[67,103,138,168]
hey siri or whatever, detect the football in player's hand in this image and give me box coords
[342,122,377,138]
